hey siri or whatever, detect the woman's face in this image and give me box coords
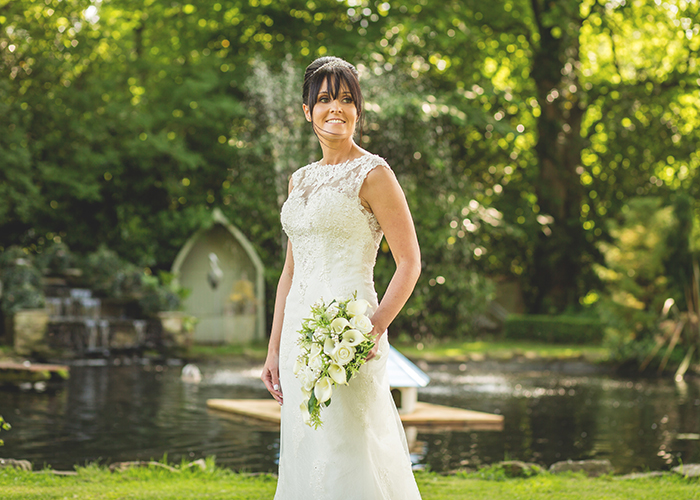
[304,77,358,141]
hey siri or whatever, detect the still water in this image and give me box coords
[0,358,698,473]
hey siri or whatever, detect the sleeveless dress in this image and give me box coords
[275,153,422,499]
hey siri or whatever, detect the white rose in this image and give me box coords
[299,367,315,392]
[328,363,347,385]
[324,337,336,356]
[346,299,370,317]
[341,329,363,347]
[308,354,323,372]
[330,317,350,333]
[349,314,373,334]
[331,341,356,366]
[314,376,333,403]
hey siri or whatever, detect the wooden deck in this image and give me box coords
[0,362,70,384]
[207,399,504,431]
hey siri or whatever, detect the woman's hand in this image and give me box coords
[261,354,283,405]
[365,326,382,361]
[365,342,380,361]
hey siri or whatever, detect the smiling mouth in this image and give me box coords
[326,119,345,124]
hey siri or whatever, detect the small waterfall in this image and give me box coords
[45,287,156,356]
[85,319,98,350]
[133,320,147,345]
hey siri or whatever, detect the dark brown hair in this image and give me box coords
[302,56,364,139]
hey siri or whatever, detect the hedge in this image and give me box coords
[503,315,604,345]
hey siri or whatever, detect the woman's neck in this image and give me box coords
[318,139,365,166]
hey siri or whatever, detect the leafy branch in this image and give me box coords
[0,416,10,446]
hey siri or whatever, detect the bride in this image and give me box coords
[261,56,423,499]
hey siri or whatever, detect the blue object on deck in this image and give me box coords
[387,346,430,388]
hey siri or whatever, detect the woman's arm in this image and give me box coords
[359,164,421,359]
[261,179,296,404]
[260,241,294,404]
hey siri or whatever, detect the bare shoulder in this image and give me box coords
[364,161,397,188]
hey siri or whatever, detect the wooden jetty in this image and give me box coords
[207,399,504,431]
[0,362,70,384]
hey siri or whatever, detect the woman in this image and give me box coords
[261,56,423,499]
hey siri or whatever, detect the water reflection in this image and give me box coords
[416,364,700,473]
[0,361,698,473]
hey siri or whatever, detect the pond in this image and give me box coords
[0,358,698,473]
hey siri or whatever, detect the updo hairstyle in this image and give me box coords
[302,56,364,138]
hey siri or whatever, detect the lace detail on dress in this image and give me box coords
[281,154,388,304]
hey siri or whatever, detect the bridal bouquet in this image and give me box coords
[294,293,376,429]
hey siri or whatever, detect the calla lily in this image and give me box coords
[330,317,350,333]
[324,337,336,356]
[293,358,303,375]
[328,363,347,385]
[341,329,363,347]
[347,299,370,317]
[314,376,333,403]
[310,343,322,358]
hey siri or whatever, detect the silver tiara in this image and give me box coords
[313,58,353,76]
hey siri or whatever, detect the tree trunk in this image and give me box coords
[528,0,588,312]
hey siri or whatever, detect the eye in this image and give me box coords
[318,95,330,103]
[342,97,354,104]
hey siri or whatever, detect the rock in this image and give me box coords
[0,458,33,471]
[549,459,613,477]
[109,461,178,473]
[615,471,669,480]
[498,460,542,477]
[672,463,700,478]
[185,459,207,471]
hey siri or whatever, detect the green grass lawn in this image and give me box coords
[1,465,697,500]
[185,338,610,365]
[383,338,609,364]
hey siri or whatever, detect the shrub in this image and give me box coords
[138,274,181,316]
[504,314,604,344]
[0,415,9,446]
[0,247,45,314]
[35,242,75,275]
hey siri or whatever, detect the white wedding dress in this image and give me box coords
[275,153,422,499]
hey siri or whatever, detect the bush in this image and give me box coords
[138,274,181,317]
[82,247,184,316]
[504,314,604,344]
[35,242,75,275]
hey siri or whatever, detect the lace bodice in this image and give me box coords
[280,153,388,305]
[275,152,422,499]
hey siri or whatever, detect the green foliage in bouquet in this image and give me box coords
[294,293,376,429]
